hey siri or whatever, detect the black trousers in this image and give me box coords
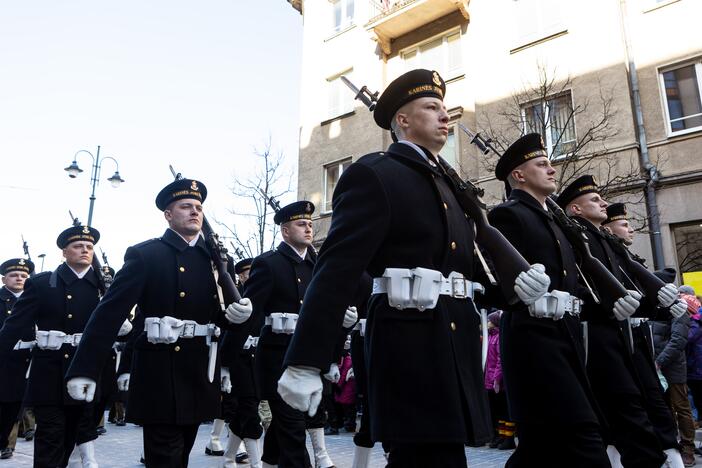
[0,401,21,449]
[387,443,466,468]
[33,404,95,468]
[631,331,679,450]
[262,394,311,468]
[222,393,263,440]
[142,423,199,468]
[506,422,610,468]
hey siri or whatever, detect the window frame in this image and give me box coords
[399,27,463,82]
[326,69,354,121]
[330,0,355,34]
[322,157,353,214]
[520,90,577,160]
[658,59,702,137]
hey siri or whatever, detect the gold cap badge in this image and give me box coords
[432,71,441,86]
[82,226,90,234]
[191,180,199,191]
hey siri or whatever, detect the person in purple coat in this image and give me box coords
[483,310,515,450]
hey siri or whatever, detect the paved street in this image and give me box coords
[6,418,513,467]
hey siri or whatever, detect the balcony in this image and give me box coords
[366,0,470,54]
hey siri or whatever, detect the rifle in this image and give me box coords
[341,76,530,304]
[21,235,32,262]
[99,249,115,288]
[543,199,628,309]
[68,210,109,293]
[599,227,667,303]
[168,166,242,305]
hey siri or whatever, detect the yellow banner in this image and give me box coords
[682,271,702,296]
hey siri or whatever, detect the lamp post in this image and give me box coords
[64,146,125,227]
[37,254,46,273]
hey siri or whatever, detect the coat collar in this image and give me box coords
[386,142,444,177]
[508,189,553,220]
[0,286,14,301]
[276,242,315,265]
[57,263,99,288]
[160,229,209,255]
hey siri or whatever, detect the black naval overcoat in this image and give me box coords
[66,229,227,425]
[0,264,102,405]
[246,242,316,400]
[487,189,603,425]
[285,142,491,445]
[0,287,33,402]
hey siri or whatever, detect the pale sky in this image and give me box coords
[0,1,303,272]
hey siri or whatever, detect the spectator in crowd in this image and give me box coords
[685,287,702,426]
[335,351,357,433]
[484,310,515,450]
[652,275,697,466]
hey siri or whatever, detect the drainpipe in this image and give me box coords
[619,0,666,269]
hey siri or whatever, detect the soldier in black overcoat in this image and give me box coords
[65,179,253,468]
[601,202,688,465]
[0,258,34,460]
[216,257,263,467]
[557,175,666,467]
[0,226,102,467]
[278,70,549,468]
[246,200,348,468]
[487,135,612,467]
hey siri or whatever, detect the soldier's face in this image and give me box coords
[63,241,94,269]
[396,97,449,152]
[512,157,557,195]
[282,220,314,248]
[2,271,29,293]
[570,193,608,224]
[165,199,203,237]
[608,219,634,245]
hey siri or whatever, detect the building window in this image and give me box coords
[660,61,702,135]
[442,127,459,167]
[401,30,462,81]
[332,0,354,33]
[522,92,576,158]
[511,0,565,47]
[327,71,354,119]
[323,158,352,213]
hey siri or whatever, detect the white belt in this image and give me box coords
[243,335,259,349]
[264,313,299,334]
[629,317,649,328]
[17,331,83,350]
[352,318,367,337]
[144,317,219,341]
[372,267,484,310]
[529,291,582,318]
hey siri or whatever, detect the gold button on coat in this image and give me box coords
[67,314,73,319]
[450,242,457,250]
[443,202,448,210]
[179,267,185,272]
[64,354,69,359]
[67,295,72,300]
[450,322,457,331]
[179,292,186,298]
[174,346,181,352]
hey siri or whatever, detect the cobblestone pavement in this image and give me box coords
[6,419,513,467]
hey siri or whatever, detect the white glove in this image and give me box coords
[221,367,232,393]
[277,365,323,416]
[117,319,133,337]
[514,264,551,305]
[323,363,340,383]
[613,290,642,321]
[225,298,253,324]
[669,299,687,319]
[346,367,355,382]
[67,377,97,402]
[657,283,677,308]
[117,373,130,391]
[342,306,358,328]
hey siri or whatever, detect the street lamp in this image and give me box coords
[37,254,46,273]
[64,146,125,227]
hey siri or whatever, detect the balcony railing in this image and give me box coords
[367,0,420,24]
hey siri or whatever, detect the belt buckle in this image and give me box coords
[181,323,196,339]
[451,277,468,299]
[570,298,582,317]
[71,334,82,347]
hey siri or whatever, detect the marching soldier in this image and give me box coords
[602,202,689,466]
[557,175,666,467]
[246,201,347,468]
[0,258,35,460]
[277,70,548,467]
[0,226,102,467]
[487,135,616,467]
[65,178,253,468]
